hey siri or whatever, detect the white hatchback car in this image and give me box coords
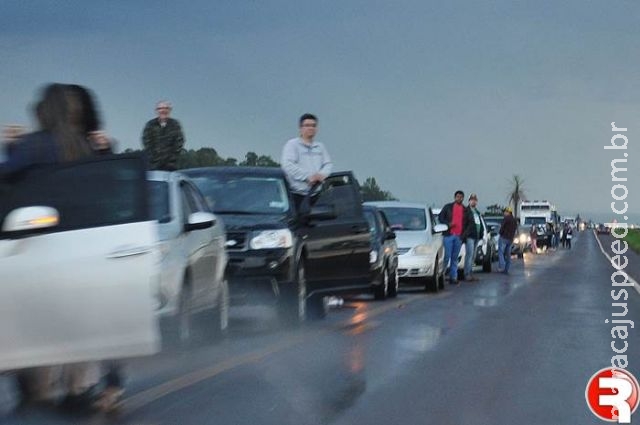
[0,155,160,371]
[148,171,229,342]
[364,202,446,292]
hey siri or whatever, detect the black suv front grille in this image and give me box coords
[226,232,247,250]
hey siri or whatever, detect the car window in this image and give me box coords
[0,155,148,239]
[190,175,290,214]
[379,207,426,231]
[363,210,379,236]
[180,184,198,220]
[315,174,361,218]
[148,181,171,223]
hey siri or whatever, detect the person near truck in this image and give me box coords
[462,193,483,282]
[438,190,467,284]
[281,113,332,211]
[498,207,518,274]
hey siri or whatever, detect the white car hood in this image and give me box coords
[394,231,429,249]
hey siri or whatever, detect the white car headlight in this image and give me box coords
[413,244,434,255]
[370,250,378,264]
[250,229,293,249]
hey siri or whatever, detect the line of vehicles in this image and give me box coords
[0,155,527,372]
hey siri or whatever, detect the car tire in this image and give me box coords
[387,266,399,298]
[482,247,492,272]
[177,280,193,344]
[214,279,230,336]
[306,295,326,320]
[278,260,307,325]
[437,266,445,290]
[517,252,524,259]
[425,258,439,293]
[374,267,389,300]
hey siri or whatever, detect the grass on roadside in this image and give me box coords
[621,228,640,253]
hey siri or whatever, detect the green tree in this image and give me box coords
[361,177,396,202]
[506,174,526,220]
[239,152,279,167]
[177,147,225,169]
[484,204,506,216]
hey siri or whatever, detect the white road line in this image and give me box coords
[593,230,640,295]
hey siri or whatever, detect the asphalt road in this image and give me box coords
[2,230,639,425]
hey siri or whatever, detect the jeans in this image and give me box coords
[443,235,463,281]
[498,237,513,273]
[464,238,478,277]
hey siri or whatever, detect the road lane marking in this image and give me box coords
[593,230,640,295]
[120,292,440,414]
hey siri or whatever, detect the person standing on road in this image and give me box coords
[565,224,573,249]
[142,100,185,171]
[498,207,518,274]
[281,113,332,211]
[529,224,538,254]
[439,190,466,284]
[462,193,483,282]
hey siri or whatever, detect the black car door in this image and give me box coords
[305,173,370,287]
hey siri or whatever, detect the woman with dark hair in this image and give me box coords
[0,83,103,178]
[3,83,122,411]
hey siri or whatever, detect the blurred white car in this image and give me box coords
[0,155,160,371]
[365,202,446,292]
[148,171,229,342]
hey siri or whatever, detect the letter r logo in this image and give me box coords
[586,368,639,423]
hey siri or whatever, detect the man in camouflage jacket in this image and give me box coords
[142,100,185,171]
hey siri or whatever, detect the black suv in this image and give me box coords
[183,167,372,321]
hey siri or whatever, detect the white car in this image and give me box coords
[148,171,229,342]
[364,202,446,292]
[0,155,160,371]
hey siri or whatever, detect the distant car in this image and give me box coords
[597,224,611,235]
[148,171,229,342]
[474,214,497,272]
[363,205,399,299]
[513,225,531,258]
[484,220,502,261]
[365,202,446,292]
[0,154,160,371]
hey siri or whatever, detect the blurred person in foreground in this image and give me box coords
[462,193,483,282]
[141,100,185,171]
[497,207,518,275]
[1,83,123,411]
[281,113,332,211]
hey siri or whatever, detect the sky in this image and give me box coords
[1,0,639,223]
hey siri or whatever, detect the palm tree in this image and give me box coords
[506,175,526,221]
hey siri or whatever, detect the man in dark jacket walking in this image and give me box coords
[142,100,185,171]
[498,207,518,274]
[439,190,467,284]
[462,193,483,281]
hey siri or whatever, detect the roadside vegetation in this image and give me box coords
[623,228,640,253]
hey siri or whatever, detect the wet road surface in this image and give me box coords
[2,231,639,424]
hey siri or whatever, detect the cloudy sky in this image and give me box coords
[1,0,638,222]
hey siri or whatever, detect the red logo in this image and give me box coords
[586,368,639,423]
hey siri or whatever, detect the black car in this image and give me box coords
[183,167,373,322]
[363,205,399,300]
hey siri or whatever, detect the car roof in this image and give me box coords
[182,166,286,178]
[364,201,428,210]
[147,170,185,182]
